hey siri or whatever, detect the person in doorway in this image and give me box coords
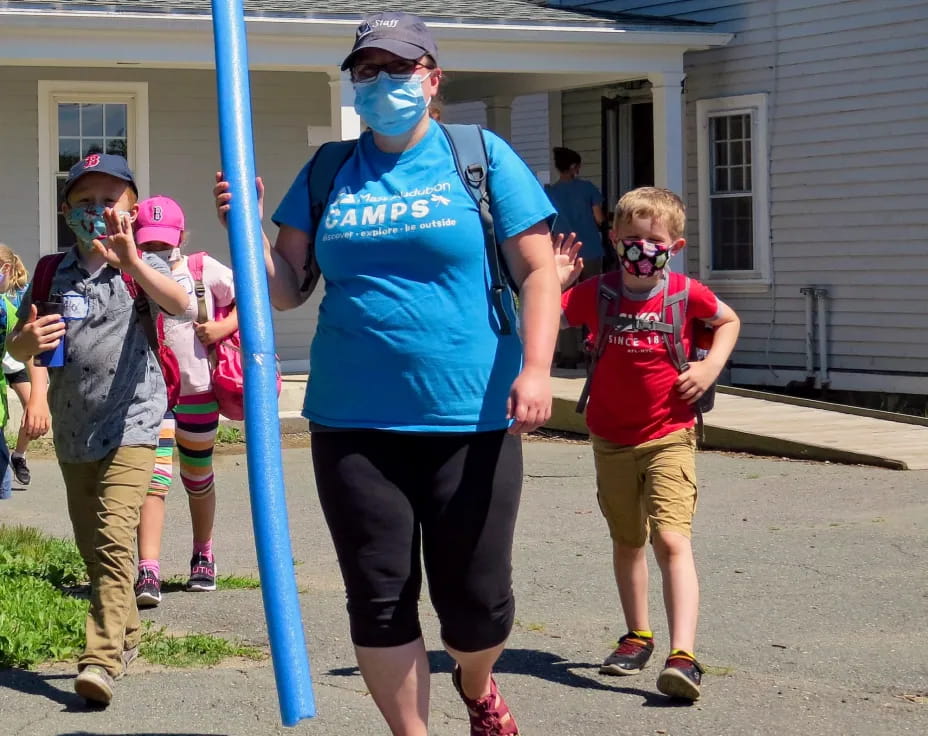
[214,12,560,736]
[546,146,606,368]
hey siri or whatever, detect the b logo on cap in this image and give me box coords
[356,21,372,39]
[85,153,101,168]
[152,205,163,222]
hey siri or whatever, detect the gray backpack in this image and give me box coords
[576,271,716,436]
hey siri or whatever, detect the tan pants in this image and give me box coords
[60,445,156,676]
[592,428,698,547]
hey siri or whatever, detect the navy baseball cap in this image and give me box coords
[341,12,438,71]
[61,153,138,201]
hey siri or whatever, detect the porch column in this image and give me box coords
[484,95,513,140]
[648,71,686,271]
[328,71,361,141]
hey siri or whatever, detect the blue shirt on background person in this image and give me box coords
[547,178,605,260]
[546,146,606,264]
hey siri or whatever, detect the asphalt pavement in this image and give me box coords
[1,438,926,736]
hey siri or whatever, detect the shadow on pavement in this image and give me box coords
[0,669,83,709]
[327,648,695,708]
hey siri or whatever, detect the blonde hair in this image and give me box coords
[0,243,29,292]
[614,187,686,241]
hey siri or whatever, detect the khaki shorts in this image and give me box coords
[592,428,698,547]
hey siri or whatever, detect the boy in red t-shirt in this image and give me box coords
[557,187,740,701]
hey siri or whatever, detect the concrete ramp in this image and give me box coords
[548,376,928,471]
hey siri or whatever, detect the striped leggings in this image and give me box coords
[147,392,220,498]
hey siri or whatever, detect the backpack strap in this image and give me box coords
[662,273,690,374]
[0,296,9,340]
[301,139,359,294]
[575,277,619,413]
[30,253,67,306]
[661,272,709,440]
[119,270,162,353]
[438,123,515,336]
[187,251,210,325]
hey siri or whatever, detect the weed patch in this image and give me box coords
[0,525,264,671]
[160,574,260,593]
[0,525,88,668]
[215,425,244,444]
[141,625,264,668]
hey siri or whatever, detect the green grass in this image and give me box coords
[0,525,88,668]
[141,625,264,668]
[215,425,244,444]
[0,524,87,589]
[161,574,260,592]
[0,525,264,670]
[216,574,261,589]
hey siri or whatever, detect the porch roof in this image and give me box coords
[14,1,709,30]
[0,1,731,99]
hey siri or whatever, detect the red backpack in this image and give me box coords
[187,252,280,421]
[31,253,182,408]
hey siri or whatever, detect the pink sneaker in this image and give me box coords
[452,665,520,735]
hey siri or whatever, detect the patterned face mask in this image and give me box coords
[617,238,671,278]
[65,206,108,251]
[65,206,131,252]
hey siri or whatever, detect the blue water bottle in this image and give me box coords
[34,296,66,368]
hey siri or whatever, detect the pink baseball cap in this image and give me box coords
[135,195,185,247]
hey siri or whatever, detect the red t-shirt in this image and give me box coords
[562,271,720,446]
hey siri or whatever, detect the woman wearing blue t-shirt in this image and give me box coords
[215,13,559,736]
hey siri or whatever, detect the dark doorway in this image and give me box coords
[601,97,654,211]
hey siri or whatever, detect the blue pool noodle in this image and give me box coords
[209,0,316,725]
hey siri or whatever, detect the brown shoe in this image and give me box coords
[452,665,519,735]
[74,665,114,705]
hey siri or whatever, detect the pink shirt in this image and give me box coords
[162,254,235,397]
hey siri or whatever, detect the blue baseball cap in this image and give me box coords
[341,12,438,71]
[61,153,138,201]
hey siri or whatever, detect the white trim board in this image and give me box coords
[37,80,150,256]
[696,93,771,289]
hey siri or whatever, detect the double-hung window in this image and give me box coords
[696,94,770,289]
[38,81,149,253]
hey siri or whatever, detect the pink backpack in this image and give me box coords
[187,252,280,420]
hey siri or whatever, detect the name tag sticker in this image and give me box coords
[61,293,90,320]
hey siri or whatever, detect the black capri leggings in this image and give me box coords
[311,429,523,652]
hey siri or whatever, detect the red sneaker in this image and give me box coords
[452,665,520,735]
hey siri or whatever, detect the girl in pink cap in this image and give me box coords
[133,195,239,606]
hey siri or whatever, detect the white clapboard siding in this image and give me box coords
[0,66,328,369]
[559,0,928,392]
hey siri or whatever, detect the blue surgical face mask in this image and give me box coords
[353,72,431,136]
[65,206,130,252]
